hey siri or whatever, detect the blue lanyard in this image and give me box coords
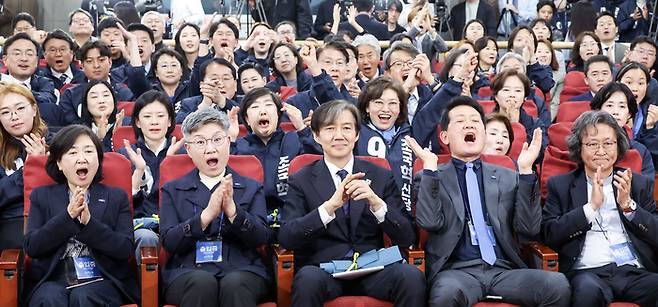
[193,205,224,240]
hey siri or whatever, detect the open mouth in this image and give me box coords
[464,132,476,143]
[378,114,392,123]
[220,43,228,48]
[55,59,64,65]
[258,42,266,48]
[76,167,89,180]
[258,118,270,128]
[18,64,29,70]
[206,158,218,167]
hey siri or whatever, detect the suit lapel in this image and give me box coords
[87,184,108,222]
[482,164,502,232]
[438,163,465,222]
[571,170,588,211]
[312,161,350,237]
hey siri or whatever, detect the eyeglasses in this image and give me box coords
[391,60,414,69]
[46,47,71,55]
[186,134,228,149]
[14,26,33,33]
[582,141,617,152]
[633,48,656,57]
[8,49,37,58]
[0,104,30,120]
[71,17,91,24]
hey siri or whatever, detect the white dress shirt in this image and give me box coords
[1,74,31,89]
[51,67,73,84]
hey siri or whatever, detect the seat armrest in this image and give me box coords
[403,248,425,273]
[140,247,159,307]
[0,249,21,307]
[523,241,559,272]
[274,246,294,307]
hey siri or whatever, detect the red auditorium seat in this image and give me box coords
[556,100,591,122]
[118,101,135,117]
[563,71,588,89]
[508,122,528,160]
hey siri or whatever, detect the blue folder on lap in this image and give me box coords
[319,246,403,274]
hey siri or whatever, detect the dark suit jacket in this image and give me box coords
[252,0,313,39]
[37,65,86,90]
[568,91,594,102]
[415,162,541,282]
[23,183,137,304]
[59,80,134,125]
[278,158,416,269]
[449,1,497,41]
[339,14,390,40]
[542,168,658,273]
[28,74,58,105]
[160,167,271,287]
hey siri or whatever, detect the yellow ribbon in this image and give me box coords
[346,252,360,272]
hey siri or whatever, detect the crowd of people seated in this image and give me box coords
[1,0,658,306]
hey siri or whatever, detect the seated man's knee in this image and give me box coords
[177,270,219,297]
[293,265,330,291]
[428,276,474,307]
[219,271,251,292]
[29,282,67,306]
[389,263,426,289]
[134,228,159,246]
[543,272,571,296]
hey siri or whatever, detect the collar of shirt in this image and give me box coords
[51,66,73,82]
[144,138,167,156]
[1,74,31,89]
[199,169,226,190]
[452,157,482,171]
[360,69,379,83]
[325,156,355,189]
[144,61,151,75]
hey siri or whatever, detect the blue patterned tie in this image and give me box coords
[465,163,497,265]
[336,169,349,216]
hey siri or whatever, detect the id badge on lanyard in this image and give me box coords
[72,257,102,279]
[195,212,224,264]
[467,221,497,246]
[595,218,639,266]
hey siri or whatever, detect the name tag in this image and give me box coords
[196,241,222,264]
[610,242,638,266]
[72,257,102,280]
[468,222,497,246]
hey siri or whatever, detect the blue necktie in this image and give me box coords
[634,110,644,136]
[336,169,349,216]
[465,163,497,265]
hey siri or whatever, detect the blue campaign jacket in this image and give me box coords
[118,137,177,218]
[634,96,658,167]
[285,70,354,118]
[528,62,556,94]
[23,183,138,304]
[266,70,314,93]
[231,128,320,212]
[617,0,650,42]
[234,49,271,79]
[26,74,58,106]
[175,95,239,124]
[412,78,462,151]
[37,65,86,90]
[630,139,656,180]
[123,63,192,105]
[568,91,594,102]
[59,80,134,126]
[0,145,25,221]
[160,167,271,287]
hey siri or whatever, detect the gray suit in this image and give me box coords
[416,161,571,307]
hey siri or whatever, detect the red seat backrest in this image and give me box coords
[508,122,528,160]
[617,149,642,174]
[548,122,574,151]
[559,86,588,103]
[477,87,492,99]
[112,125,184,152]
[478,100,496,114]
[564,71,588,89]
[289,154,391,176]
[556,100,591,123]
[38,59,47,69]
[118,101,135,117]
[23,153,134,216]
[523,99,538,118]
[238,124,248,138]
[280,122,296,132]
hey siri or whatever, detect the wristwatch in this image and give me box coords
[200,39,210,45]
[622,200,637,213]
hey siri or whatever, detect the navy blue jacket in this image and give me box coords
[160,168,271,287]
[231,129,320,213]
[25,74,58,106]
[630,139,655,181]
[266,70,314,93]
[529,91,552,130]
[235,49,271,79]
[118,137,175,218]
[568,91,594,102]
[339,14,391,40]
[0,146,25,220]
[528,62,556,94]
[189,53,244,98]
[617,0,650,42]
[412,78,462,151]
[285,71,354,118]
[112,63,157,86]
[634,96,658,167]
[24,183,138,304]
[175,95,239,124]
[37,65,86,90]
[278,158,415,268]
[59,80,134,125]
[123,64,192,105]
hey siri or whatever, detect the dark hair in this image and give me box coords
[2,33,39,56]
[571,31,602,68]
[275,20,297,34]
[317,40,350,62]
[590,82,638,120]
[42,29,77,52]
[630,35,658,53]
[463,19,487,40]
[389,33,415,45]
[132,90,176,139]
[46,125,104,184]
[113,1,140,24]
[508,26,538,51]
[383,41,419,71]
[536,0,556,14]
[237,62,266,94]
[268,42,303,79]
[566,110,629,166]
[68,9,92,26]
[153,47,185,76]
[485,113,515,155]
[239,87,284,125]
[354,0,374,12]
[78,40,112,60]
[174,23,200,70]
[615,61,651,103]
[568,1,597,39]
[311,100,361,134]
[200,57,236,81]
[537,39,559,71]
[584,54,613,76]
[474,36,497,53]
[529,18,553,41]
[209,18,239,40]
[491,69,531,102]
[440,96,486,131]
[12,12,35,30]
[438,48,468,83]
[97,17,124,35]
[127,23,155,44]
[81,80,118,128]
[596,11,618,27]
[357,76,408,127]
[388,0,403,12]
